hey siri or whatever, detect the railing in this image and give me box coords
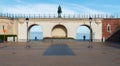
[0,13,120,19]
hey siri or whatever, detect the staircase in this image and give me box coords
[106,28,120,42]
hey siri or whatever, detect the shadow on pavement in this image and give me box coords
[106,42,120,49]
[43,44,75,56]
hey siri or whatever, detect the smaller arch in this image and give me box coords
[28,24,43,41]
[52,24,67,38]
[28,24,39,31]
[79,24,92,32]
[76,24,92,41]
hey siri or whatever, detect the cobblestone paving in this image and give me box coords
[0,41,120,66]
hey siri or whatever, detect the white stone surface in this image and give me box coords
[0,18,103,42]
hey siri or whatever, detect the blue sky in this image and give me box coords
[30,26,42,32]
[0,0,120,15]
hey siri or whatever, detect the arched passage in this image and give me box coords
[76,25,92,41]
[28,24,43,41]
[52,25,67,38]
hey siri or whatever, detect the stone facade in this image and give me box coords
[0,18,18,35]
[0,17,102,42]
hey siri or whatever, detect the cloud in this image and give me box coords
[0,3,112,18]
[14,0,23,3]
[30,26,42,32]
[77,26,90,33]
[63,3,106,14]
[1,4,76,15]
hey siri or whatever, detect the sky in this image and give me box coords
[0,0,120,15]
[30,26,42,32]
[77,26,90,33]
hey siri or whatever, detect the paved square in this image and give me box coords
[0,41,120,66]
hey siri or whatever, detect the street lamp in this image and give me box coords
[26,18,29,42]
[26,18,30,48]
[88,17,92,48]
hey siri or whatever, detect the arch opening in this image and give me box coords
[52,25,67,38]
[28,24,43,41]
[76,25,91,41]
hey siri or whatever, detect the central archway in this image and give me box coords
[52,25,67,38]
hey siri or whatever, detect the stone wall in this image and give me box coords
[0,18,103,42]
[0,18,17,35]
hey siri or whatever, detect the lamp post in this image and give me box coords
[26,18,30,48]
[89,17,92,48]
[26,18,29,42]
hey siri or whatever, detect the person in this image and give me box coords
[83,35,86,41]
[35,36,37,40]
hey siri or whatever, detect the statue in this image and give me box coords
[57,5,62,18]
